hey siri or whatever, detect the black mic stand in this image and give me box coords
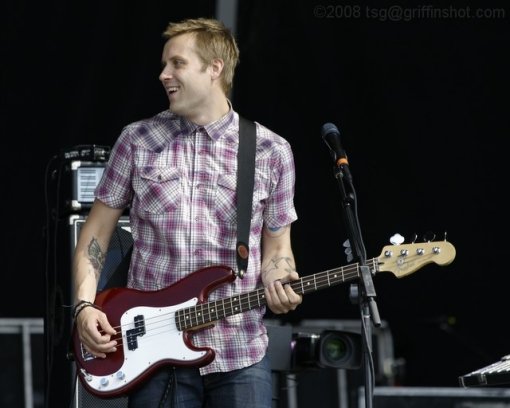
[331,162,381,408]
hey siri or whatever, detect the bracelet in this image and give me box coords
[72,300,91,318]
[73,303,96,320]
[72,300,100,319]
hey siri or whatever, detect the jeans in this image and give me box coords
[128,355,272,408]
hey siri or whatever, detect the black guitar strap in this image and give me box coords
[235,116,257,278]
[102,115,257,288]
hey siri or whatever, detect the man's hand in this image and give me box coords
[75,305,118,358]
[262,256,302,314]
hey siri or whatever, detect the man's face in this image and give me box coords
[159,33,213,120]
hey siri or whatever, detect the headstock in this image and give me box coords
[376,240,456,278]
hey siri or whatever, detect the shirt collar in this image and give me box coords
[177,100,235,142]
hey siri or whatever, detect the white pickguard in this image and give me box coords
[80,297,206,393]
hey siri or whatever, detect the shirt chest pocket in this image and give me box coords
[215,171,270,224]
[135,166,182,214]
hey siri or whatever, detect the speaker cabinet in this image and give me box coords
[45,214,132,408]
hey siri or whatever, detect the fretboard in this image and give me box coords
[175,258,378,331]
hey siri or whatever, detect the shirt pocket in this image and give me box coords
[215,173,237,224]
[215,170,270,225]
[135,166,182,214]
[252,169,270,218]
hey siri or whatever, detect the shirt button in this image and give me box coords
[194,249,202,256]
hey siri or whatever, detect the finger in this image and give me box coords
[97,312,117,336]
[265,283,285,314]
[283,284,302,306]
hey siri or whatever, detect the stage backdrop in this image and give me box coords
[3,0,509,390]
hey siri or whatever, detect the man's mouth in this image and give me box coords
[167,86,179,96]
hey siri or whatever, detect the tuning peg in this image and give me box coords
[389,233,405,245]
[411,233,418,244]
[423,231,436,242]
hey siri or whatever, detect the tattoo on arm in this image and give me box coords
[87,238,105,280]
[263,256,296,276]
[265,225,288,238]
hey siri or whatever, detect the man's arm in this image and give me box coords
[72,199,124,357]
[261,224,302,314]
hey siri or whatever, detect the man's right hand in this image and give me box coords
[75,305,118,358]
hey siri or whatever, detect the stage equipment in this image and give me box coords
[459,354,510,387]
[291,329,362,370]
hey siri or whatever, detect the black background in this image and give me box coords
[3,0,509,389]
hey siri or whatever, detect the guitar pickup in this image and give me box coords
[126,315,146,351]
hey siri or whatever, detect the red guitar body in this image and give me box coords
[71,265,235,398]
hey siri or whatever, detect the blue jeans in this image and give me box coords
[128,356,272,408]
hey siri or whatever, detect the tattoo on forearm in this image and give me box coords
[263,256,296,275]
[87,238,105,279]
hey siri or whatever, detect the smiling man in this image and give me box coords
[72,17,301,408]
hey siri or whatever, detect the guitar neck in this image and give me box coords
[175,258,378,331]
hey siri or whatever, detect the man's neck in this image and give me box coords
[186,94,230,126]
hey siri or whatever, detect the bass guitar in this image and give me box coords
[71,240,455,398]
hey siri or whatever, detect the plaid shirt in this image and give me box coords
[95,107,297,374]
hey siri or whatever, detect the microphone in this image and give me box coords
[321,122,353,183]
[321,122,348,167]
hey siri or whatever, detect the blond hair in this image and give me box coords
[162,18,240,94]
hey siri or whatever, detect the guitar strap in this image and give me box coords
[235,116,257,278]
[102,115,256,289]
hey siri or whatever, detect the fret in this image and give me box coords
[190,306,197,327]
[183,307,192,329]
[240,295,247,312]
[175,310,182,331]
[197,303,205,325]
[202,303,211,324]
[210,301,219,321]
[220,298,226,318]
[301,275,315,294]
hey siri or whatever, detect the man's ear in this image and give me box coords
[210,58,224,80]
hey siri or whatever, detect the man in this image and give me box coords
[72,17,302,407]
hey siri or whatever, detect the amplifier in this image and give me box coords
[62,160,106,212]
[60,144,110,162]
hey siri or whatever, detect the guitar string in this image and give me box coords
[84,244,444,341]
[88,264,371,350]
[83,261,377,353]
[78,245,451,362]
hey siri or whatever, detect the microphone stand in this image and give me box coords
[331,161,381,408]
